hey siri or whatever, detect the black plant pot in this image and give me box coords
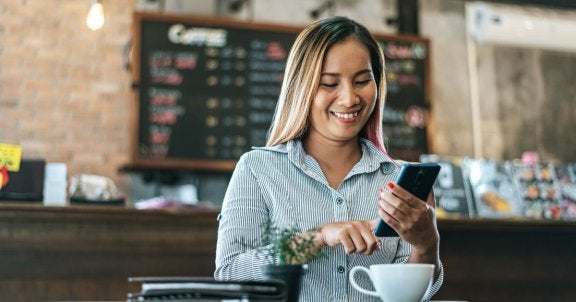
[262,264,307,302]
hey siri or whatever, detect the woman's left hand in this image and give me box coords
[377,182,439,252]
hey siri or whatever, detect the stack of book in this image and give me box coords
[127,277,287,301]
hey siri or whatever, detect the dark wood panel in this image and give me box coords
[0,204,219,301]
[0,279,139,302]
[435,218,576,302]
[1,205,575,301]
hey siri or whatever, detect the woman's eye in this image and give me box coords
[321,83,338,88]
[355,79,372,86]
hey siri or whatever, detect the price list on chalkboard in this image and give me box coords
[131,14,431,170]
[380,39,430,162]
[136,16,295,163]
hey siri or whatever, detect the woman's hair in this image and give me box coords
[266,16,387,153]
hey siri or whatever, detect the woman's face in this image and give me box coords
[307,37,377,144]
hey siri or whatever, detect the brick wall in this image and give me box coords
[0,0,134,188]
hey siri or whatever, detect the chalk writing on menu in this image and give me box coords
[380,40,429,162]
[133,14,431,169]
[138,18,291,162]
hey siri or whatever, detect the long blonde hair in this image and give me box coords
[266,16,388,153]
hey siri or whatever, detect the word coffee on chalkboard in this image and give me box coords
[130,13,431,171]
[132,14,296,170]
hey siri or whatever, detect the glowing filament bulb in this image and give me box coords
[86,0,105,31]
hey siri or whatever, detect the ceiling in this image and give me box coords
[460,0,576,10]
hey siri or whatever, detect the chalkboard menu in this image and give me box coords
[379,37,431,162]
[130,13,431,171]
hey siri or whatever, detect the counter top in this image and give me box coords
[1,203,575,302]
[2,202,575,231]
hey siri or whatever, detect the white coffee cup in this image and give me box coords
[349,263,434,302]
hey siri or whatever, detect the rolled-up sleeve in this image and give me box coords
[214,156,271,280]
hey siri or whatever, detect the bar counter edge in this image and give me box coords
[0,203,574,302]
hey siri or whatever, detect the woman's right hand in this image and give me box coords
[316,220,380,255]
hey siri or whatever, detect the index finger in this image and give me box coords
[369,218,380,231]
[426,190,436,209]
[388,182,424,208]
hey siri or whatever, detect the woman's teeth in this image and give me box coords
[333,112,359,119]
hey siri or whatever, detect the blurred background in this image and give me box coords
[2,0,575,206]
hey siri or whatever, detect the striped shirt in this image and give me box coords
[214,138,444,301]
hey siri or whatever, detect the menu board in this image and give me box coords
[130,13,431,171]
[380,37,431,162]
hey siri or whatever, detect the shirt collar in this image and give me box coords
[253,138,398,175]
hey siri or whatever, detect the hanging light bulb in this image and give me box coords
[86,0,105,31]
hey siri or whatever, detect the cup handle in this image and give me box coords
[349,266,380,297]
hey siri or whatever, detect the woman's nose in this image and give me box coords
[339,83,359,106]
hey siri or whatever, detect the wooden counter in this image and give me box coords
[0,203,219,301]
[435,217,576,302]
[0,204,575,301]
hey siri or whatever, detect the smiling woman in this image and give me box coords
[214,16,444,302]
[265,18,387,150]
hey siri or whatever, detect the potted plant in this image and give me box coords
[239,221,324,302]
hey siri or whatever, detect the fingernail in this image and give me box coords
[387,182,395,189]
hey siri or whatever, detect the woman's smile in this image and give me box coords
[331,110,361,123]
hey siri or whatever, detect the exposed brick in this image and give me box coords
[2,0,135,187]
[23,36,57,48]
[24,79,55,91]
[72,153,106,165]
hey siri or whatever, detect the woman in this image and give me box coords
[215,16,443,301]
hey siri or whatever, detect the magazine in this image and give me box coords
[462,158,523,218]
[510,162,562,219]
[420,154,475,218]
[554,163,576,220]
[127,277,287,301]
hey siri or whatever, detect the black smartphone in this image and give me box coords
[374,163,441,237]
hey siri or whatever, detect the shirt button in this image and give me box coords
[337,265,345,273]
[336,197,343,204]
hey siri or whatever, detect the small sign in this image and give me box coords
[0,143,22,172]
[420,154,475,218]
